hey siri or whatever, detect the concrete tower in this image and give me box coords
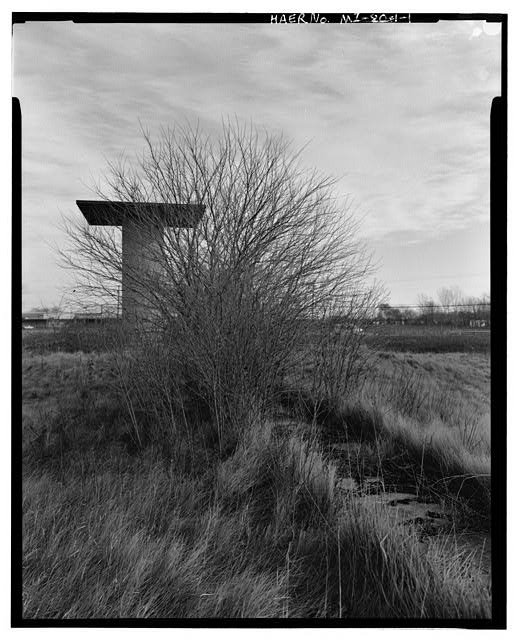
[76,200,204,323]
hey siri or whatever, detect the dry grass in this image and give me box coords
[279,348,491,522]
[22,420,490,619]
[21,346,492,620]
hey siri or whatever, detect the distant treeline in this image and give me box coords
[377,287,490,327]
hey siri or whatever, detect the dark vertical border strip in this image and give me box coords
[489,14,507,631]
[12,97,23,625]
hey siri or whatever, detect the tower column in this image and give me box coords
[121,220,164,324]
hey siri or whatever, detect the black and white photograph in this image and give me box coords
[12,9,506,626]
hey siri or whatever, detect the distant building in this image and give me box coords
[22,307,119,330]
[22,312,47,328]
[376,304,405,325]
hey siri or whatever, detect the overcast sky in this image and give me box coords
[13,19,501,311]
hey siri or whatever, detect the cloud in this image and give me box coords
[13,20,499,308]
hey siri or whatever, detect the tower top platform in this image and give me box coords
[76,200,204,227]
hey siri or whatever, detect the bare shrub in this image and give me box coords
[63,120,379,448]
[304,293,377,414]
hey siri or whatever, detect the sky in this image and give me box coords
[13,19,501,311]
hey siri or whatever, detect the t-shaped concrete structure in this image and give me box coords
[76,200,204,323]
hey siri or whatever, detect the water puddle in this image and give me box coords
[334,474,491,581]
[355,489,453,533]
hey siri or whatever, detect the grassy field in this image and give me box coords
[21,323,491,355]
[364,325,490,353]
[21,324,119,354]
[20,327,492,620]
